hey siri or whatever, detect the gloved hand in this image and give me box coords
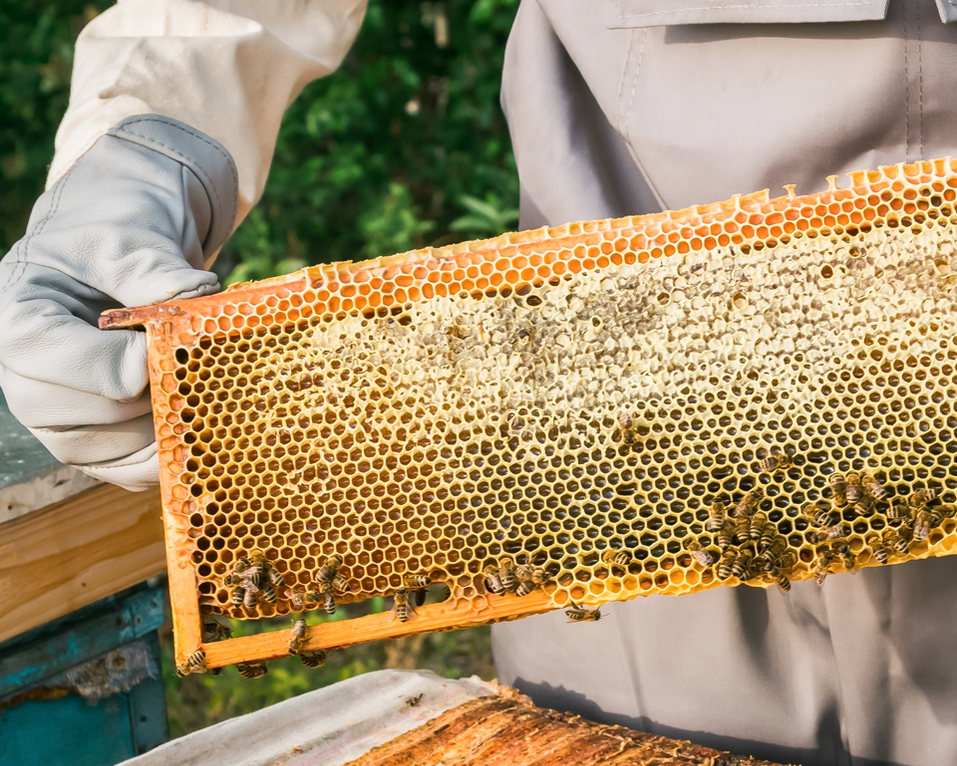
[0,115,238,491]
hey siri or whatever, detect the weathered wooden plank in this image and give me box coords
[0,390,101,525]
[0,484,166,644]
[0,586,165,698]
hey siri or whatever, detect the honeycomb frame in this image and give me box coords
[103,158,957,671]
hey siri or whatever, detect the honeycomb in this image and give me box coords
[103,158,957,671]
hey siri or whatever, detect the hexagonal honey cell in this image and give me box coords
[103,157,957,670]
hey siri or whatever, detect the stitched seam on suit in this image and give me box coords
[614,31,636,135]
[624,30,646,128]
[113,116,239,247]
[618,29,668,210]
[917,0,923,158]
[615,1,876,19]
[0,155,78,308]
[903,5,910,159]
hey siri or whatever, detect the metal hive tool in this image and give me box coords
[103,158,957,673]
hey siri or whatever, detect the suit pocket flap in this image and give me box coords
[605,0,890,28]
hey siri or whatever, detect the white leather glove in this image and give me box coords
[0,115,238,491]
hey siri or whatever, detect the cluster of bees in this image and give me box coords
[698,453,799,592]
[690,453,956,591]
[224,548,285,610]
[484,555,550,598]
[177,551,437,677]
[176,453,954,679]
[484,553,603,623]
[807,472,955,582]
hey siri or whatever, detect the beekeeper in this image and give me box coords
[2,1,956,764]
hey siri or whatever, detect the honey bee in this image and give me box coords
[316,554,344,587]
[733,487,764,518]
[733,516,752,546]
[885,527,911,555]
[716,521,735,551]
[758,538,787,570]
[829,473,848,506]
[241,551,267,588]
[392,587,416,623]
[236,661,268,679]
[288,618,308,656]
[484,565,505,595]
[565,603,602,623]
[912,508,932,541]
[706,500,727,532]
[617,413,638,446]
[515,564,548,596]
[812,549,835,585]
[731,549,755,580]
[861,472,888,500]
[284,587,308,611]
[229,549,285,610]
[758,453,792,473]
[749,512,767,541]
[717,550,737,580]
[832,539,855,569]
[802,500,838,528]
[888,500,909,519]
[910,488,938,509]
[852,494,876,518]
[498,557,518,592]
[821,522,849,541]
[763,550,793,592]
[321,584,337,615]
[758,524,777,553]
[224,556,251,586]
[331,574,351,593]
[515,564,547,584]
[201,616,231,673]
[403,573,432,590]
[258,581,277,605]
[846,472,862,504]
[300,650,327,669]
[176,649,207,677]
[601,549,632,567]
[930,504,957,527]
[686,540,716,567]
[867,534,889,565]
[774,571,792,592]
[202,615,232,643]
[514,579,537,597]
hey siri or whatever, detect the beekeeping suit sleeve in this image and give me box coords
[493,1,957,764]
[0,0,366,491]
[49,0,368,222]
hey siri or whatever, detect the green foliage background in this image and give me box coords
[1,0,519,737]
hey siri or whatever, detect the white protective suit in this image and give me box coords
[28,1,957,764]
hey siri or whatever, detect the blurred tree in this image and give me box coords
[0,0,112,249]
[217,0,521,282]
[450,193,519,238]
[0,0,521,275]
